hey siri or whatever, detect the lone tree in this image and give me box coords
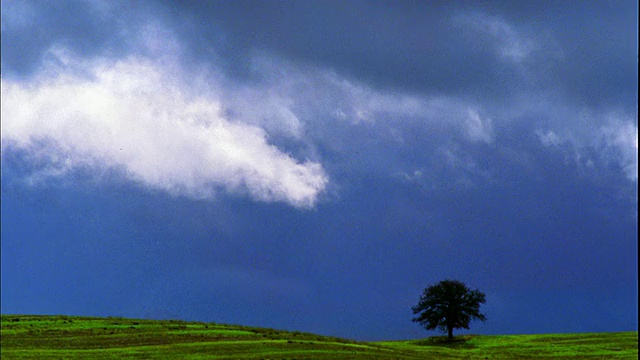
[411,279,486,340]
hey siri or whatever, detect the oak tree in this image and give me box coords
[411,279,486,340]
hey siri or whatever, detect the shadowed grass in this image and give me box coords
[1,315,637,359]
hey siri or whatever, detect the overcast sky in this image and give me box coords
[1,0,637,340]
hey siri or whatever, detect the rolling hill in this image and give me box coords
[1,315,637,359]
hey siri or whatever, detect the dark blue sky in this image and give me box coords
[1,0,637,340]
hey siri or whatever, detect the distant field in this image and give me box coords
[1,315,637,359]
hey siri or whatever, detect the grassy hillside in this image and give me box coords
[1,315,637,359]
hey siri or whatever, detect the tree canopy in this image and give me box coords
[411,279,486,340]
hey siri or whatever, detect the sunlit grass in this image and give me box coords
[1,315,637,359]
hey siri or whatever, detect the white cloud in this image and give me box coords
[455,12,538,63]
[535,111,638,182]
[536,130,562,147]
[1,52,328,208]
[227,52,636,187]
[465,109,494,143]
[601,119,638,181]
[223,86,303,139]
[396,169,424,183]
[305,69,497,144]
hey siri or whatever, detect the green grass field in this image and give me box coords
[1,315,637,359]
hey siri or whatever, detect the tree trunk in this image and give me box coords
[448,327,453,340]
